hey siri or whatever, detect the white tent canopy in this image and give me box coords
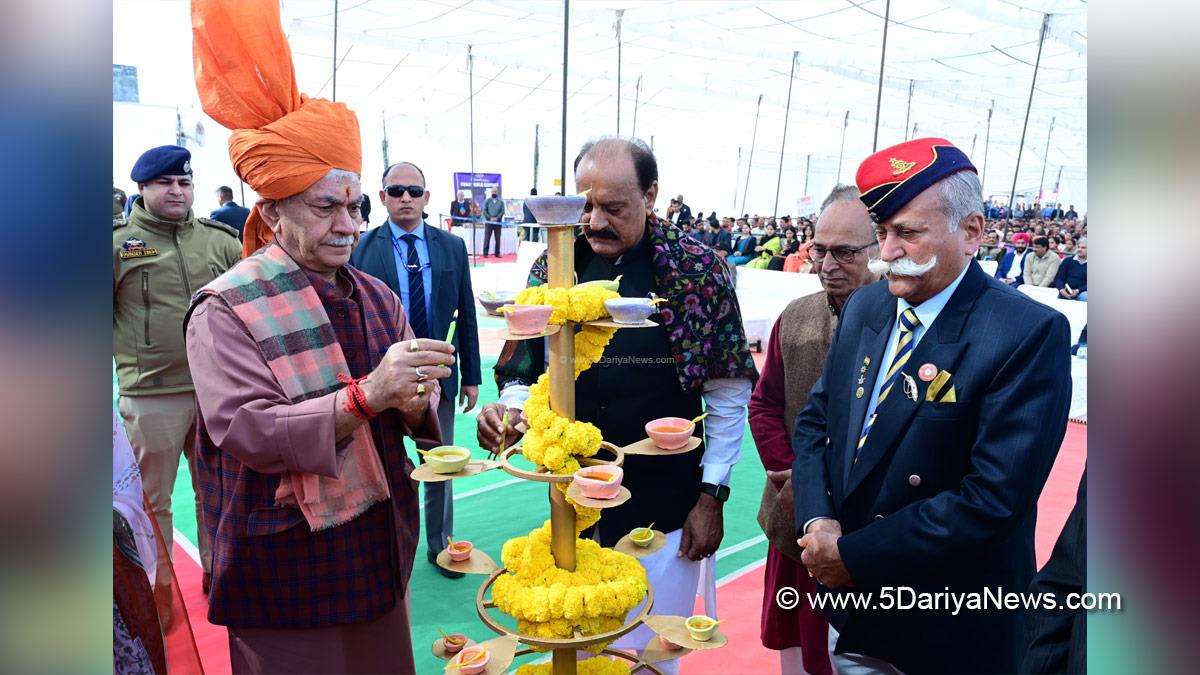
[113,0,1086,220]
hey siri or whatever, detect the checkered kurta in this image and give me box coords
[191,264,422,628]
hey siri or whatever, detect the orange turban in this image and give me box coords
[192,0,362,258]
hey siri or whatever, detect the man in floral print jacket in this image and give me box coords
[478,136,757,674]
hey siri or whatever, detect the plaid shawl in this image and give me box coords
[529,216,758,391]
[193,243,389,531]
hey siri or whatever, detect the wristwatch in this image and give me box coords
[699,482,731,503]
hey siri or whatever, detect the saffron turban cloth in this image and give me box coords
[856,137,976,224]
[192,0,362,258]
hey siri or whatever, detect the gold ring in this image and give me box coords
[416,382,427,395]
[408,339,419,352]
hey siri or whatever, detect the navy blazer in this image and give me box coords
[791,261,1071,674]
[995,248,1026,284]
[210,202,250,237]
[349,223,482,397]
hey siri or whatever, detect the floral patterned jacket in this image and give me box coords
[528,216,758,391]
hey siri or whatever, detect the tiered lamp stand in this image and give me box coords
[414,199,726,674]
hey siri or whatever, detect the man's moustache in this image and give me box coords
[867,255,937,277]
[584,226,620,241]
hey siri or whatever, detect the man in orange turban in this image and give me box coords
[193,0,362,258]
[189,2,454,673]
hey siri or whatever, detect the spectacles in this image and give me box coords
[810,241,878,264]
[384,184,426,199]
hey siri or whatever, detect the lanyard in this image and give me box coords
[390,233,430,274]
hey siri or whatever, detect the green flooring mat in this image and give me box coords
[117,317,769,674]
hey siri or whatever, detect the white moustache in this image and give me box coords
[868,255,937,278]
[325,236,356,247]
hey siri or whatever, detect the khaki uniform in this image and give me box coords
[114,198,241,577]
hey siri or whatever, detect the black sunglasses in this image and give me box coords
[384,184,426,199]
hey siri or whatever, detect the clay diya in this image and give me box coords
[449,645,490,674]
[425,446,472,474]
[603,297,657,324]
[442,633,468,654]
[477,290,518,315]
[446,540,474,562]
[685,615,718,642]
[498,304,554,335]
[630,527,655,548]
[644,417,695,450]
[571,465,624,500]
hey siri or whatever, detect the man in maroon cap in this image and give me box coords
[790,138,1072,674]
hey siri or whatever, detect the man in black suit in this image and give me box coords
[700,219,732,257]
[210,185,250,238]
[1022,469,1086,674]
[792,138,1072,674]
[351,161,482,579]
[450,190,472,228]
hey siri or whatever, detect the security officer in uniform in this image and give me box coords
[113,185,127,220]
[113,145,241,612]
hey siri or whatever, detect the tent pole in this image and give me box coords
[332,0,339,102]
[1039,116,1055,202]
[561,0,570,193]
[381,111,389,168]
[773,51,798,218]
[615,9,623,135]
[469,45,477,257]
[733,146,742,215]
[836,110,849,183]
[982,100,994,191]
[631,75,642,138]
[872,0,891,152]
[740,94,763,216]
[804,153,811,197]
[903,79,914,141]
[1009,13,1051,217]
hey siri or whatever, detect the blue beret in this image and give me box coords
[131,145,192,183]
[856,137,976,224]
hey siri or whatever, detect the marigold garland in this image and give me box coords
[516,284,619,325]
[515,655,631,675]
[493,522,647,653]
[495,282,647,655]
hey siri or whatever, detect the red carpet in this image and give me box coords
[173,424,1086,675]
[681,422,1088,675]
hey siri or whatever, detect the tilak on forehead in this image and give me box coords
[192,0,363,258]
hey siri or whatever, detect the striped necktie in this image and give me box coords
[857,308,920,460]
[401,233,429,339]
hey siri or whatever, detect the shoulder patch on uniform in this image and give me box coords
[119,236,159,259]
[198,217,239,238]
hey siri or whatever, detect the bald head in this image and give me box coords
[813,185,879,306]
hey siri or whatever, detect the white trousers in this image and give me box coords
[612,528,717,675]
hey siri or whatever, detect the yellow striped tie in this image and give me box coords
[857,308,920,460]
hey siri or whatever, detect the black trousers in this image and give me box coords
[482,223,502,256]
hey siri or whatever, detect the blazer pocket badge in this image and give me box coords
[925,370,957,402]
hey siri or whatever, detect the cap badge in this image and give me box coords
[182,160,192,173]
[889,157,916,175]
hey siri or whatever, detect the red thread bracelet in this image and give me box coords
[338,372,377,420]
